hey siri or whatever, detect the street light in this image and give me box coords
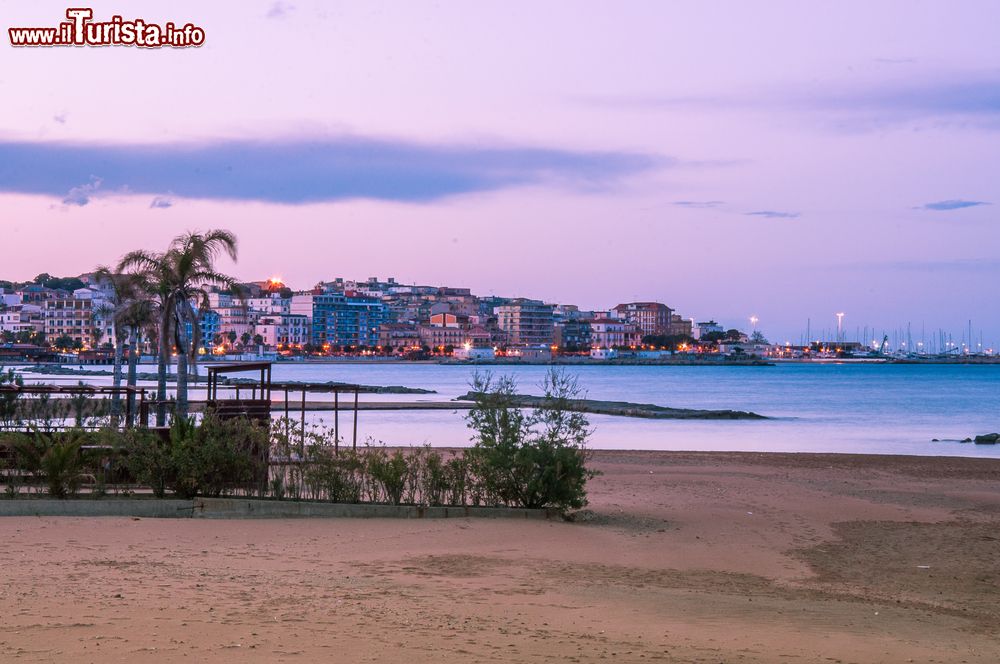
[749,315,758,332]
[836,312,845,341]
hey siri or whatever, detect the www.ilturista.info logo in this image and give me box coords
[8,8,205,48]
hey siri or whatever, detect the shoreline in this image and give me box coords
[12,356,1000,369]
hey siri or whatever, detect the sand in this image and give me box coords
[1,450,999,663]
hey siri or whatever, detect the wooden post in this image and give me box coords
[283,386,289,437]
[123,387,131,430]
[334,389,339,454]
[300,388,306,449]
[352,387,359,450]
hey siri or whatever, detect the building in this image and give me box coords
[72,287,115,345]
[245,294,290,315]
[378,323,422,351]
[0,305,43,336]
[612,302,673,337]
[495,299,554,346]
[0,289,21,307]
[453,345,495,361]
[193,310,220,350]
[666,314,693,338]
[589,318,641,349]
[255,313,310,349]
[16,284,64,305]
[418,324,465,351]
[43,297,93,347]
[590,347,618,360]
[554,319,592,349]
[694,320,724,340]
[504,345,553,361]
[311,292,388,348]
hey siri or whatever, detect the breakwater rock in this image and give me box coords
[454,392,766,420]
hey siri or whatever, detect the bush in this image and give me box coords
[40,438,83,498]
[123,415,267,499]
[465,369,596,511]
[122,428,171,497]
[167,416,267,498]
[366,446,410,505]
[303,447,364,503]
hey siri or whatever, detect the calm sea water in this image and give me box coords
[14,362,1000,457]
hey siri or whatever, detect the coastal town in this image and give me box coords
[0,271,995,364]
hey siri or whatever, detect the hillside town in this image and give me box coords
[0,272,769,363]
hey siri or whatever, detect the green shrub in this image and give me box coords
[366,446,410,505]
[123,416,267,499]
[122,428,171,497]
[465,369,596,511]
[40,438,83,498]
[167,416,266,499]
[12,431,48,493]
[303,447,364,503]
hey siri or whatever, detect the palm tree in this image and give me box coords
[93,267,154,427]
[118,230,240,423]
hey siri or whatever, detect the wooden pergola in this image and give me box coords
[205,362,273,422]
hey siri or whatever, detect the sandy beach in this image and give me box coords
[1,450,998,663]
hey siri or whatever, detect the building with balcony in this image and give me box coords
[495,299,554,346]
[311,292,388,348]
[612,302,674,337]
[590,318,641,349]
[43,297,93,347]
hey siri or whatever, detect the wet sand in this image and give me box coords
[1,450,999,663]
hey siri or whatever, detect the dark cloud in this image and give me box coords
[918,199,990,211]
[0,137,660,205]
[149,196,173,209]
[745,210,799,219]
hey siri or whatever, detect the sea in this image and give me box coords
[10,362,1000,458]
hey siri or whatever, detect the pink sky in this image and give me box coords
[1,1,998,342]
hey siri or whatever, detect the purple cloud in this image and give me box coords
[919,199,990,211]
[0,137,662,205]
[674,200,725,209]
[745,210,800,219]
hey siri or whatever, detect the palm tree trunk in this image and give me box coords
[176,327,191,420]
[110,331,124,427]
[176,350,189,419]
[126,326,139,428]
[156,314,169,427]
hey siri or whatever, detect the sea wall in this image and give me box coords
[0,498,557,520]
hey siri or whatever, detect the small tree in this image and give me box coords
[465,369,596,511]
[53,335,76,351]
